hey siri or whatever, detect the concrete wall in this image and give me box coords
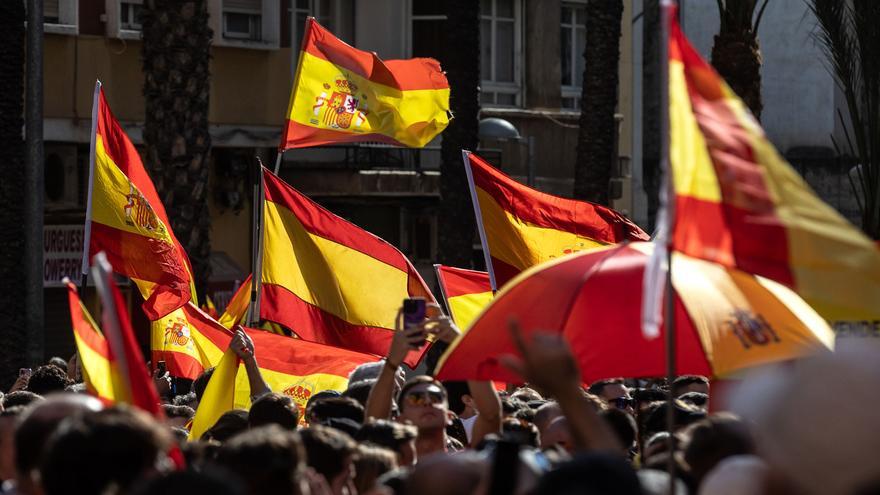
[680,0,837,153]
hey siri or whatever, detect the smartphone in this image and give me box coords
[402,297,426,329]
[19,368,31,377]
[156,361,167,376]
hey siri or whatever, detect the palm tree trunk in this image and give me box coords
[0,1,28,388]
[141,0,213,297]
[574,0,623,205]
[711,1,766,120]
[438,0,480,267]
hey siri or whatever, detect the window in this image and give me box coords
[42,0,78,34]
[561,2,586,110]
[410,1,447,62]
[119,0,143,31]
[480,0,521,107]
[223,0,262,40]
[291,0,354,50]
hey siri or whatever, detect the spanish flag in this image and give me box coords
[434,265,493,331]
[218,275,252,329]
[260,169,434,367]
[83,81,194,319]
[665,14,880,324]
[464,151,650,289]
[65,280,117,404]
[279,17,449,149]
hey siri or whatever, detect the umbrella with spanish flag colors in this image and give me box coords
[435,242,834,384]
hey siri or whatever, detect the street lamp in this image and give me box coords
[478,118,536,187]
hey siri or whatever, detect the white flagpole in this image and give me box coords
[91,251,131,392]
[80,80,102,290]
[248,160,266,326]
[461,150,498,292]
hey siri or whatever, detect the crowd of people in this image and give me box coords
[0,311,877,495]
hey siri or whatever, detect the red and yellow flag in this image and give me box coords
[218,275,252,329]
[434,265,493,331]
[66,281,117,404]
[464,152,650,289]
[83,82,194,319]
[666,14,880,324]
[260,168,434,367]
[153,301,374,418]
[279,17,450,149]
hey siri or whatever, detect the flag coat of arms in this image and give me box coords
[280,17,450,149]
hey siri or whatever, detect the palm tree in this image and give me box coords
[438,0,480,268]
[0,1,27,388]
[711,0,770,120]
[574,0,624,205]
[141,0,213,296]
[809,0,880,239]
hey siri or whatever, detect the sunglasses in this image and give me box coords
[609,397,635,409]
[404,389,445,407]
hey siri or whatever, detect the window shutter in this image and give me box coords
[45,0,59,20]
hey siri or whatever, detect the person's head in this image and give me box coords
[683,413,756,488]
[671,375,710,397]
[307,396,364,425]
[248,392,300,430]
[588,378,633,414]
[191,367,215,403]
[600,408,637,456]
[300,425,357,495]
[215,425,307,495]
[535,452,642,495]
[679,391,709,411]
[173,392,198,409]
[2,391,43,409]
[342,379,375,408]
[0,407,23,481]
[304,390,342,419]
[397,376,449,432]
[40,405,172,495]
[47,357,68,374]
[533,401,562,440]
[130,467,246,495]
[161,404,195,429]
[14,394,103,493]
[203,410,249,443]
[405,451,486,495]
[510,387,542,403]
[353,444,397,494]
[542,416,573,452]
[25,365,69,396]
[442,381,475,417]
[501,397,527,418]
[356,418,418,467]
[349,361,406,394]
[502,418,540,448]
[642,399,706,443]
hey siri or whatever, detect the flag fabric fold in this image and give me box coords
[665,13,880,325]
[189,347,238,440]
[463,151,650,290]
[434,265,493,331]
[260,168,434,367]
[218,275,253,329]
[83,82,195,319]
[280,17,449,149]
[65,280,117,403]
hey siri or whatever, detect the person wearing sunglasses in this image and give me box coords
[588,378,635,415]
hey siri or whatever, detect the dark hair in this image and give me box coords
[47,357,68,373]
[14,395,99,477]
[0,406,25,419]
[502,418,540,448]
[216,425,306,495]
[642,399,706,442]
[600,408,637,451]
[3,390,43,409]
[354,445,397,494]
[683,413,755,486]
[26,365,70,396]
[442,381,471,416]
[173,392,198,408]
[307,396,364,424]
[356,418,417,454]
[396,376,447,412]
[203,409,249,443]
[162,404,195,420]
[510,387,542,403]
[129,467,246,495]
[501,397,527,416]
[513,407,536,423]
[305,390,342,414]
[633,387,668,403]
[671,375,709,397]
[192,368,215,401]
[587,378,625,397]
[300,425,357,482]
[40,406,171,495]
[343,379,376,408]
[249,393,299,430]
[535,452,642,495]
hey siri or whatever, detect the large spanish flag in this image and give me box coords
[260,168,434,367]
[665,14,880,324]
[464,151,650,289]
[83,81,194,319]
[66,280,118,404]
[153,301,374,423]
[434,265,493,331]
[279,17,449,149]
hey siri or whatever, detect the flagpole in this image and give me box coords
[249,159,265,326]
[91,252,131,393]
[461,150,498,293]
[659,0,677,492]
[272,150,284,175]
[432,264,452,316]
[80,80,102,294]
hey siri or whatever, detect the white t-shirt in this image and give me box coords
[461,414,478,443]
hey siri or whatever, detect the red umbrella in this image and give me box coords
[435,242,833,384]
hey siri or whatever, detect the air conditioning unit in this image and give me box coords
[44,144,80,211]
